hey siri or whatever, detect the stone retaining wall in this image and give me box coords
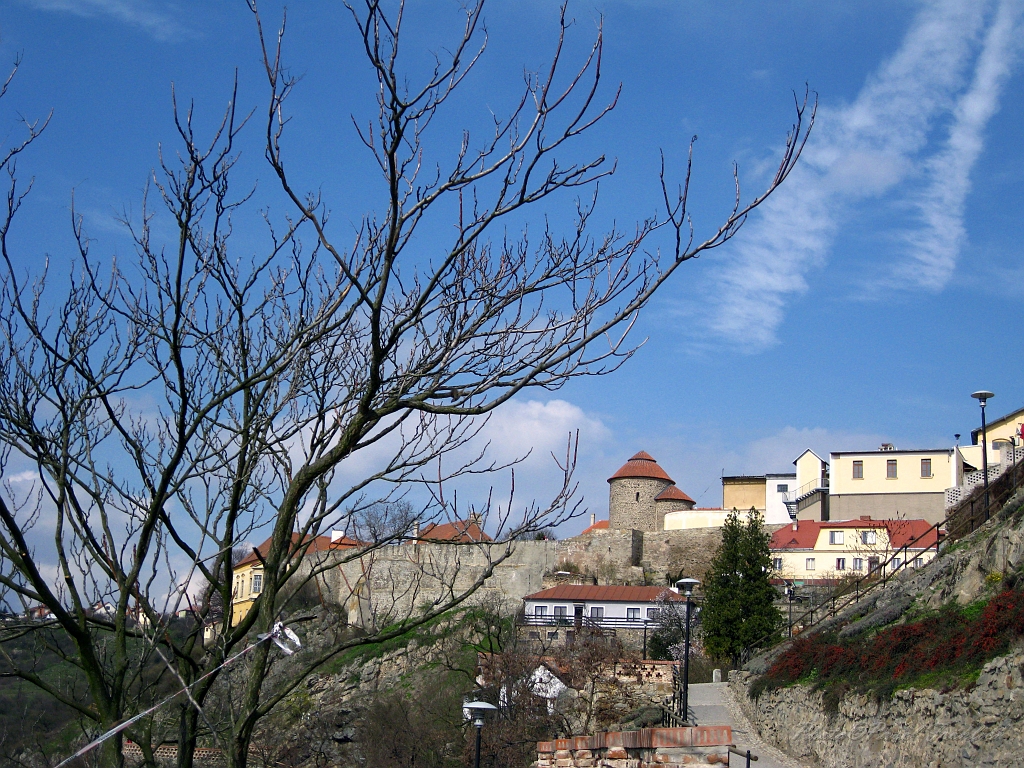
[729,647,1024,768]
[535,726,732,768]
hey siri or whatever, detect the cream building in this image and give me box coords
[771,517,940,585]
[829,447,955,525]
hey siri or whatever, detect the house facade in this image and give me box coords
[770,517,940,585]
[521,584,684,642]
[829,447,956,525]
[230,532,361,625]
[720,473,796,524]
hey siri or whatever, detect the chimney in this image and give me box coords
[792,522,798,531]
[590,513,596,526]
[469,511,482,527]
[860,515,871,521]
[412,521,420,540]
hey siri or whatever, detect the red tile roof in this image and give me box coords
[237,532,351,568]
[608,451,674,483]
[418,519,492,543]
[523,585,684,602]
[770,519,941,551]
[580,519,610,535]
[655,485,694,503]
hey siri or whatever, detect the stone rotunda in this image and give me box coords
[607,451,695,532]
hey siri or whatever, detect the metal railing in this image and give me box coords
[782,477,828,504]
[519,615,650,630]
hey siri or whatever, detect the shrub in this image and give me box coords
[752,589,1024,700]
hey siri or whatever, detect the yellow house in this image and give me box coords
[829,448,955,525]
[770,518,940,585]
[789,449,829,521]
[230,532,360,625]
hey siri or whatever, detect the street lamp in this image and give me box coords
[675,577,700,724]
[464,700,497,768]
[972,390,995,519]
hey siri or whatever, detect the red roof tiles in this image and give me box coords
[580,519,610,535]
[236,532,353,568]
[523,585,684,602]
[770,519,941,551]
[655,485,694,503]
[608,451,674,483]
[418,519,492,543]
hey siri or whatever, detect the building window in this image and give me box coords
[627,607,641,621]
[805,558,816,571]
[887,459,897,479]
[829,531,844,545]
[892,558,902,570]
[913,557,924,568]
[853,558,864,571]
[861,530,877,545]
[773,557,783,571]
[251,574,262,594]
[921,458,932,477]
[777,484,788,493]
[529,631,541,640]
[547,631,558,640]
[553,605,567,618]
[647,607,660,619]
[590,606,604,619]
[836,558,846,571]
[852,460,863,479]
[635,492,640,502]
[535,605,547,617]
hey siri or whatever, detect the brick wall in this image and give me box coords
[535,726,732,767]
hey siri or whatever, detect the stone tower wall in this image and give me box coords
[653,498,691,531]
[609,476,672,531]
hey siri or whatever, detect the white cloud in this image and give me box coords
[24,0,194,42]
[699,0,1023,350]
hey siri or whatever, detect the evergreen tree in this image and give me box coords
[700,508,782,664]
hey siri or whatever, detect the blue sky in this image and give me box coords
[2,0,1023,535]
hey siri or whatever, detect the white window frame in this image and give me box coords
[829,531,844,545]
[773,557,783,571]
[805,558,816,571]
[835,558,846,571]
[251,573,263,594]
[853,558,864,571]
[861,530,877,545]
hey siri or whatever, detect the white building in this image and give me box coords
[521,584,684,636]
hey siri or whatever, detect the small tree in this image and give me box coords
[701,508,781,665]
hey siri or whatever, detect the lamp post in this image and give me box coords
[785,583,796,638]
[464,700,497,768]
[675,577,700,724]
[972,390,994,519]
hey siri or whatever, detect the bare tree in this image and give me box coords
[0,1,813,766]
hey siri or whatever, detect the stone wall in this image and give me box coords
[729,647,1024,768]
[535,726,732,768]
[609,477,672,532]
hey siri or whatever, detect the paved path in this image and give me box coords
[686,683,810,768]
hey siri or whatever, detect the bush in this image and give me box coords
[751,588,1024,700]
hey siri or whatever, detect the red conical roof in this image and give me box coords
[608,451,674,483]
[655,484,694,503]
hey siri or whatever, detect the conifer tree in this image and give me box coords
[701,508,781,664]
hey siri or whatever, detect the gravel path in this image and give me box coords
[687,683,812,768]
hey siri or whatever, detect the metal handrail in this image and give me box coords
[782,477,828,504]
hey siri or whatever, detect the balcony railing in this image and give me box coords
[519,614,654,630]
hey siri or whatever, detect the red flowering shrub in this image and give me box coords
[751,589,1024,699]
